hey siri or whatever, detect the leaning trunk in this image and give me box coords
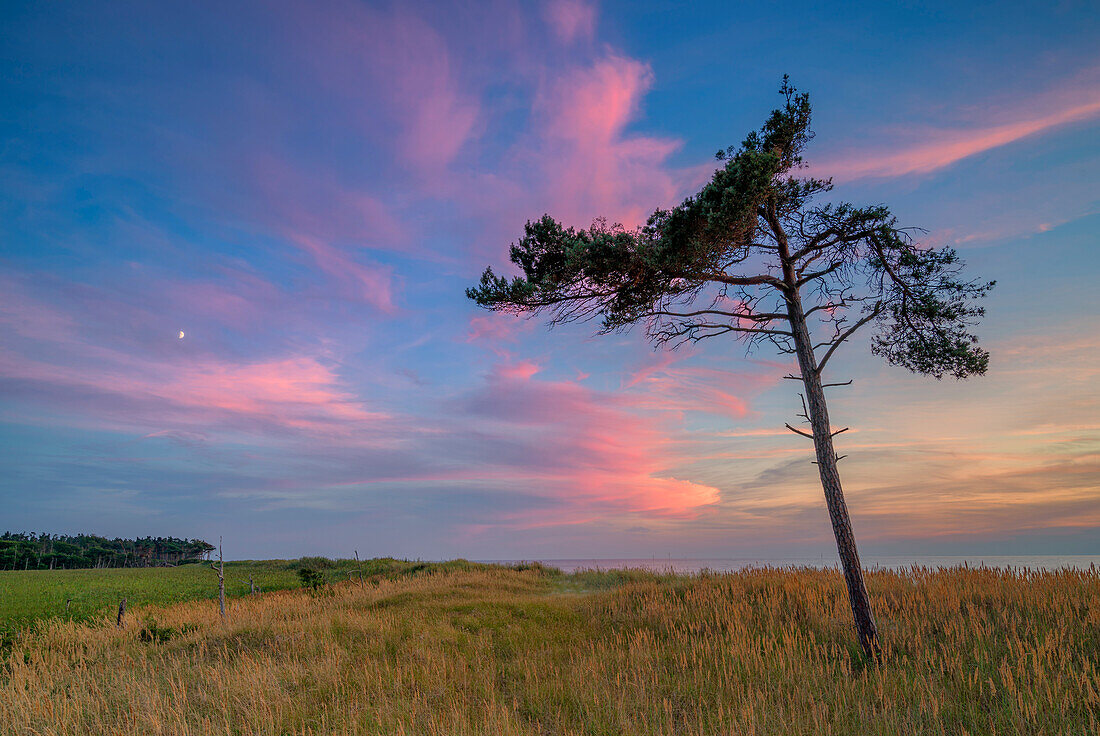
[788,295,880,660]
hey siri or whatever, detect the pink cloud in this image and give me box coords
[287,2,480,172]
[466,313,530,343]
[0,281,384,436]
[532,54,685,228]
[288,233,396,312]
[817,89,1100,181]
[460,359,722,522]
[494,359,542,381]
[625,351,771,419]
[0,348,384,436]
[0,275,78,343]
[165,357,386,430]
[452,52,699,243]
[163,268,283,330]
[544,0,596,44]
[244,153,409,252]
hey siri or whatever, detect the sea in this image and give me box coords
[483,556,1100,574]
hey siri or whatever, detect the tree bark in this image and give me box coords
[786,295,880,659]
[777,228,880,661]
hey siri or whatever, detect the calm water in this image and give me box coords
[485,556,1100,574]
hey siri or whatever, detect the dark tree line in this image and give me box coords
[0,532,215,570]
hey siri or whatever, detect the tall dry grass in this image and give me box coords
[1,565,1097,735]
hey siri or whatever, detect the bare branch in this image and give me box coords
[822,379,853,388]
[785,423,814,439]
[797,260,844,286]
[704,272,789,291]
[814,302,882,375]
[831,427,850,437]
[651,309,789,323]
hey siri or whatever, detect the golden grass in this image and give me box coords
[2,565,1097,735]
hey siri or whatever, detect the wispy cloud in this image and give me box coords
[817,79,1100,180]
[544,0,597,44]
[454,358,722,522]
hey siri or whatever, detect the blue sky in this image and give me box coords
[1,0,1097,559]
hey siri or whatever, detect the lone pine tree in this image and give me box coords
[468,78,993,659]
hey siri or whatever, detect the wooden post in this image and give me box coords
[65,598,72,611]
[249,574,255,595]
[213,537,226,619]
[354,550,365,588]
[116,598,126,628]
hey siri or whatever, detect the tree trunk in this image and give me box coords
[786,291,880,660]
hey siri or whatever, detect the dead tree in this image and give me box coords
[468,78,993,660]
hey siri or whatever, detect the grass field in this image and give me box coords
[0,557,460,636]
[1,563,1097,734]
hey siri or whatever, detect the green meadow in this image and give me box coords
[0,557,418,635]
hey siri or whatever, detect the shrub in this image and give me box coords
[296,556,337,570]
[297,567,326,592]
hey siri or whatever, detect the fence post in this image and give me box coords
[116,598,126,628]
[213,537,226,619]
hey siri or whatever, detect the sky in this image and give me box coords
[1,0,1098,560]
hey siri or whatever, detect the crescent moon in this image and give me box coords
[178,331,185,339]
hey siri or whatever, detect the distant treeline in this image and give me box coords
[0,532,215,570]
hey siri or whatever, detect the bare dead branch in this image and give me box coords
[785,423,815,439]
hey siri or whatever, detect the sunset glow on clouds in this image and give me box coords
[1,0,1098,558]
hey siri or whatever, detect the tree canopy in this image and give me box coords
[468,78,993,379]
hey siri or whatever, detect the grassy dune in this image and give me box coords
[2,565,1098,734]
